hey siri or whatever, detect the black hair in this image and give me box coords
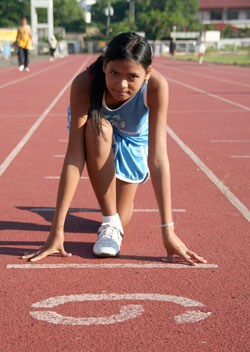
[88,32,152,132]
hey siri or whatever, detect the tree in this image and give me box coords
[136,0,200,39]
[0,0,30,27]
[53,0,85,32]
[91,0,200,40]
[0,0,85,32]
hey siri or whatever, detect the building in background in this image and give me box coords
[198,0,250,28]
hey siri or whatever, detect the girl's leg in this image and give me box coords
[24,49,29,68]
[85,118,124,257]
[85,118,117,216]
[18,47,24,66]
[116,179,138,227]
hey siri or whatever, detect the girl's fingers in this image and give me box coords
[60,249,72,257]
[22,252,38,259]
[182,255,197,266]
[29,248,56,262]
[22,247,72,262]
[161,255,178,263]
[188,250,207,263]
[22,249,43,259]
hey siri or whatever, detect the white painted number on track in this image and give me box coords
[30,293,211,326]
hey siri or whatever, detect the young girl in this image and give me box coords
[16,17,32,72]
[23,32,206,266]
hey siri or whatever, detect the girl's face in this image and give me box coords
[103,59,151,106]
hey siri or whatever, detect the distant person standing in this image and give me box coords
[197,35,206,64]
[169,38,176,58]
[16,17,32,72]
[48,34,57,62]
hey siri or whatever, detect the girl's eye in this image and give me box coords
[129,74,138,79]
[110,70,118,76]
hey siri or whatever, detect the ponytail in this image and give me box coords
[87,55,106,133]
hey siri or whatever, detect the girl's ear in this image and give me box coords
[145,65,152,80]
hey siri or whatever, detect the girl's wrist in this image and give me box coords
[160,221,174,228]
[161,222,175,237]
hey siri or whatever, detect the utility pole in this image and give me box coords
[105,1,114,37]
[128,0,135,29]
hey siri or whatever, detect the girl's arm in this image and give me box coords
[147,70,206,266]
[16,28,20,43]
[23,72,90,262]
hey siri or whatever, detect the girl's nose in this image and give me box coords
[120,79,128,89]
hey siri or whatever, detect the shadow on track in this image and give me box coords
[0,206,165,263]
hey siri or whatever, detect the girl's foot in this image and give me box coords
[93,223,123,257]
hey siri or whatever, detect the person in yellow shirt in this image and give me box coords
[16,17,32,72]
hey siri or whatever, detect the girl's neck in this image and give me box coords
[104,89,129,110]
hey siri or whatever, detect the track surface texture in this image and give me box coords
[0,55,249,352]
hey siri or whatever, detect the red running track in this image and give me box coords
[0,55,249,352]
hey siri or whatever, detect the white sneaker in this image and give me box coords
[25,67,30,72]
[18,65,24,72]
[93,223,123,257]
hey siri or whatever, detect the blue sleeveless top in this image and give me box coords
[101,81,150,183]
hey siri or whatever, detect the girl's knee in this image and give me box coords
[85,118,113,141]
[85,118,113,159]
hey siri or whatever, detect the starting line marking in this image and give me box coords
[230,155,250,159]
[211,140,250,143]
[44,176,89,180]
[30,293,212,326]
[167,126,250,222]
[29,207,186,213]
[7,263,217,270]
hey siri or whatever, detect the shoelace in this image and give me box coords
[98,224,120,241]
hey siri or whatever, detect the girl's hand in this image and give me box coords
[22,230,72,262]
[161,229,207,266]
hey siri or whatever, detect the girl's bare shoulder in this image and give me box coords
[71,70,92,98]
[70,70,93,115]
[148,68,168,93]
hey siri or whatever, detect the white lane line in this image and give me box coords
[29,207,186,213]
[52,155,65,158]
[211,140,250,143]
[0,58,75,89]
[193,64,250,79]
[0,57,92,177]
[0,57,67,75]
[169,109,244,115]
[230,155,250,159]
[44,176,89,179]
[48,113,67,117]
[7,263,217,269]
[167,126,250,222]
[0,113,66,119]
[163,75,250,112]
[133,208,186,212]
[162,64,250,89]
[0,114,38,119]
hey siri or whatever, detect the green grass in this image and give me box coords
[175,53,250,66]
